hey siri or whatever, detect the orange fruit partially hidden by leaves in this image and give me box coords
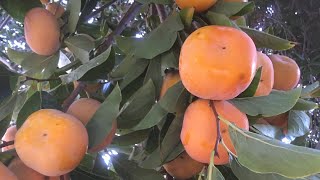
[46,2,65,18]
[1,125,17,152]
[66,98,117,152]
[160,71,180,98]
[263,113,289,129]
[175,0,217,12]
[15,109,88,176]
[8,158,69,180]
[179,25,257,100]
[0,162,17,180]
[180,99,249,164]
[269,54,301,91]
[163,151,204,179]
[254,51,274,97]
[24,8,60,56]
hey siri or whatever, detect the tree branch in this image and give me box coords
[155,4,167,23]
[209,101,221,157]
[95,1,143,55]
[0,140,14,149]
[82,0,118,22]
[62,81,86,112]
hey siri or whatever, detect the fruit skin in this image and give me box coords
[163,151,204,179]
[179,25,257,100]
[46,2,65,18]
[175,0,217,12]
[269,54,301,91]
[180,99,249,164]
[66,98,117,152]
[254,51,274,97]
[15,109,88,176]
[8,158,69,180]
[24,8,60,56]
[73,81,102,95]
[1,125,17,152]
[0,162,17,180]
[160,71,180,98]
[262,113,288,129]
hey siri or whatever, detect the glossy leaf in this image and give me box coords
[287,111,311,138]
[7,48,31,65]
[66,0,81,33]
[119,59,149,89]
[116,13,184,59]
[118,80,155,129]
[208,151,225,180]
[209,1,254,17]
[65,34,95,64]
[241,26,296,50]
[21,52,59,79]
[226,119,320,179]
[179,7,195,28]
[206,11,237,28]
[292,99,318,111]
[0,93,17,122]
[112,129,150,146]
[230,88,301,117]
[86,84,122,149]
[0,0,42,22]
[143,57,163,98]
[60,47,111,84]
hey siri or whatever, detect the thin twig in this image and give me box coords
[0,15,10,31]
[95,1,143,55]
[209,101,221,157]
[155,4,167,23]
[82,0,118,22]
[62,81,86,112]
[0,141,14,149]
[25,76,59,82]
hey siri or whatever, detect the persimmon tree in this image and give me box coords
[0,0,319,180]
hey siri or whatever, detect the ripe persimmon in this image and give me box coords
[8,158,69,180]
[254,51,274,97]
[24,8,60,56]
[46,2,65,18]
[179,26,257,100]
[1,125,17,152]
[175,0,217,12]
[269,54,301,91]
[66,98,117,152]
[180,99,249,164]
[163,151,204,179]
[263,113,289,129]
[160,71,180,98]
[15,109,88,176]
[0,162,17,180]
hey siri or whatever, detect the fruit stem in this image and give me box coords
[62,81,87,112]
[155,4,167,23]
[209,101,221,157]
[95,1,143,55]
[0,140,14,148]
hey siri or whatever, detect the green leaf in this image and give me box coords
[110,54,137,79]
[0,93,17,122]
[60,47,112,84]
[79,153,96,172]
[16,91,60,128]
[66,0,81,33]
[116,12,184,59]
[86,84,122,149]
[65,34,95,64]
[287,111,311,138]
[143,57,163,98]
[240,26,296,50]
[7,48,31,65]
[21,52,59,79]
[237,67,262,98]
[233,16,247,26]
[0,114,13,140]
[207,151,225,180]
[140,115,184,168]
[229,88,302,117]
[231,158,300,180]
[112,154,165,180]
[160,51,178,76]
[301,81,319,98]
[0,150,15,165]
[209,1,254,17]
[292,99,318,111]
[0,0,42,22]
[136,0,172,5]
[308,87,320,98]
[132,81,185,130]
[117,80,155,129]
[252,124,283,139]
[119,59,149,89]
[206,12,237,28]
[112,129,150,146]
[226,119,320,179]
[179,7,195,28]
